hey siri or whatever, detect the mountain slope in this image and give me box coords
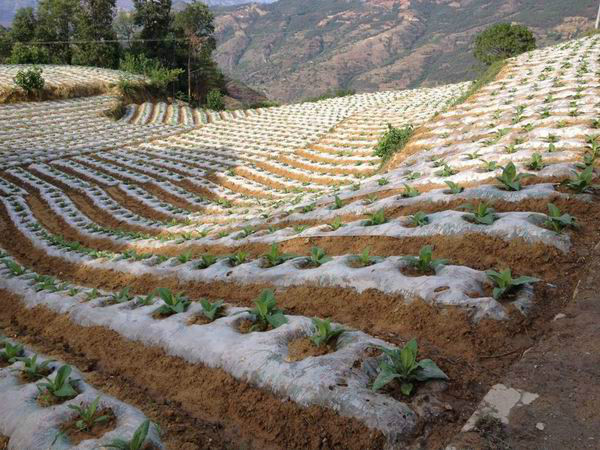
[214,0,598,102]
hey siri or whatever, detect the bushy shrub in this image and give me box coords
[206,88,225,111]
[14,66,45,94]
[373,124,414,161]
[8,42,50,64]
[474,23,536,65]
[119,53,183,89]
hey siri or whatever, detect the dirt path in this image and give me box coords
[449,238,600,450]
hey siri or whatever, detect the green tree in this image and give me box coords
[173,0,215,100]
[474,23,536,65]
[132,0,172,61]
[72,0,120,68]
[8,42,50,64]
[35,0,81,64]
[10,7,38,43]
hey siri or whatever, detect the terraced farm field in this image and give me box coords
[1,35,599,450]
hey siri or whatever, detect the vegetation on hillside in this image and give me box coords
[474,23,537,65]
[0,0,224,105]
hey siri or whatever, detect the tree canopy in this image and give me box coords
[474,23,536,65]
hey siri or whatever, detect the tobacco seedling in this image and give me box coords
[68,396,112,432]
[262,244,295,267]
[563,166,595,193]
[15,354,54,380]
[85,288,100,301]
[444,181,464,194]
[409,212,429,227]
[401,184,420,198]
[200,299,225,321]
[177,251,193,264]
[378,177,390,186]
[402,245,448,273]
[1,341,24,363]
[543,203,577,233]
[293,225,308,234]
[4,260,26,277]
[480,159,499,172]
[332,195,344,209]
[310,318,345,348]
[110,287,133,304]
[485,269,540,300]
[364,209,386,226]
[106,420,150,450]
[301,203,316,213]
[460,202,498,225]
[496,162,532,191]
[526,153,545,171]
[247,289,287,331]
[372,339,448,396]
[228,251,248,266]
[328,217,345,231]
[196,254,218,269]
[37,364,78,400]
[307,246,332,267]
[155,288,190,315]
[435,164,457,177]
[135,292,155,307]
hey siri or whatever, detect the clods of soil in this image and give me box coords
[287,336,338,362]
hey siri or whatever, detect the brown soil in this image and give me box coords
[287,337,336,362]
[18,366,52,383]
[61,408,117,445]
[0,435,8,450]
[0,296,387,450]
[188,314,213,326]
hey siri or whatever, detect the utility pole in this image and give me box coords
[596,0,600,29]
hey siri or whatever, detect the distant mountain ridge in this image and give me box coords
[213,0,598,102]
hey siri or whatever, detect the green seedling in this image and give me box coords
[485,268,540,300]
[68,396,112,432]
[196,254,218,269]
[110,287,133,304]
[155,288,190,316]
[401,184,420,198]
[228,251,248,266]
[246,289,287,332]
[460,202,498,225]
[37,364,78,400]
[199,299,225,321]
[4,260,26,277]
[563,166,596,193]
[328,217,345,231]
[480,159,498,172]
[353,247,377,267]
[105,419,150,450]
[372,339,448,396]
[177,251,193,264]
[307,246,332,267]
[444,181,464,194]
[526,153,545,171]
[332,195,344,209]
[15,354,54,380]
[310,318,345,348]
[496,162,532,191]
[1,341,24,363]
[364,209,386,226]
[262,244,295,267]
[543,203,577,233]
[409,211,429,227]
[435,164,457,177]
[402,245,448,273]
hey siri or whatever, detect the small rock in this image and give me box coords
[553,313,566,321]
[536,422,545,431]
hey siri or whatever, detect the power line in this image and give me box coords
[22,38,191,45]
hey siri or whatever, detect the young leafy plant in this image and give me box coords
[109,287,134,304]
[246,289,287,332]
[228,251,248,266]
[196,254,218,269]
[526,153,545,171]
[543,203,577,233]
[37,364,78,400]
[496,162,532,191]
[460,202,498,225]
[435,164,457,177]
[307,246,332,267]
[374,124,414,161]
[1,341,24,363]
[331,195,344,209]
[68,396,112,433]
[310,318,345,348]
[155,288,190,316]
[176,251,193,264]
[409,211,429,227]
[199,299,225,321]
[353,247,378,267]
[262,244,295,268]
[364,209,386,226]
[15,354,54,380]
[401,184,420,198]
[372,339,448,396]
[105,419,150,450]
[3,260,26,277]
[485,268,540,300]
[563,166,595,193]
[444,181,464,194]
[328,216,345,231]
[401,246,448,274]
